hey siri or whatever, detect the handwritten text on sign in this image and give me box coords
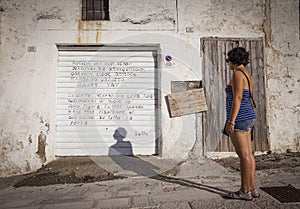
[56,52,157,141]
[64,60,154,127]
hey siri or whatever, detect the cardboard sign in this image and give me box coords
[166,88,208,118]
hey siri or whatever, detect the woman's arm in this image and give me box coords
[228,70,244,134]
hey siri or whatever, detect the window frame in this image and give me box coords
[82,0,109,21]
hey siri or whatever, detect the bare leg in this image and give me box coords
[230,131,253,193]
[247,129,256,189]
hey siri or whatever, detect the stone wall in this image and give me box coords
[265,0,300,152]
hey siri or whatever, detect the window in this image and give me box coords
[82,0,109,21]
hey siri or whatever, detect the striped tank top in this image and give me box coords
[225,85,256,122]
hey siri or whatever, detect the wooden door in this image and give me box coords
[201,38,268,152]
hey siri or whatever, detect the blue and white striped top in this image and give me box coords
[225,85,256,122]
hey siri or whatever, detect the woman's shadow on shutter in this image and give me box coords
[108,127,159,177]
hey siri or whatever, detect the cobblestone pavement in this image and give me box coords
[0,155,299,209]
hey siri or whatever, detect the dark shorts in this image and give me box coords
[234,119,256,132]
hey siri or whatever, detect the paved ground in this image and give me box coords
[0,153,300,209]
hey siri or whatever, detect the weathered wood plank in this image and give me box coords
[220,40,232,151]
[202,39,210,150]
[203,40,214,151]
[250,40,260,151]
[167,88,208,118]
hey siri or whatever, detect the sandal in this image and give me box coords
[251,188,260,198]
[228,189,253,201]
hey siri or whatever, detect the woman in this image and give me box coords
[225,47,260,201]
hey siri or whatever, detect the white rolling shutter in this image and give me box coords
[56,45,159,156]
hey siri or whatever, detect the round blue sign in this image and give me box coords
[165,55,172,62]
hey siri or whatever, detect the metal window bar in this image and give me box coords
[82,0,109,21]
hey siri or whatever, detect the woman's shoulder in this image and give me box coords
[232,70,245,82]
[234,69,253,81]
[233,69,246,76]
[234,68,254,89]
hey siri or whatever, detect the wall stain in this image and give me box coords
[36,132,46,163]
[77,21,85,43]
[36,7,62,20]
[28,134,32,143]
[16,140,23,149]
[25,160,31,172]
[121,18,151,25]
[95,21,102,43]
[96,31,101,43]
[262,0,269,47]
[77,21,102,43]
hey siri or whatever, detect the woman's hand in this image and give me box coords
[226,122,235,135]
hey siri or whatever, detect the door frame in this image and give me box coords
[200,37,269,156]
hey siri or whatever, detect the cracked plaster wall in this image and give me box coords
[265,0,300,152]
[0,0,298,177]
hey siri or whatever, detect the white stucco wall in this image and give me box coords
[265,0,300,152]
[0,0,299,177]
